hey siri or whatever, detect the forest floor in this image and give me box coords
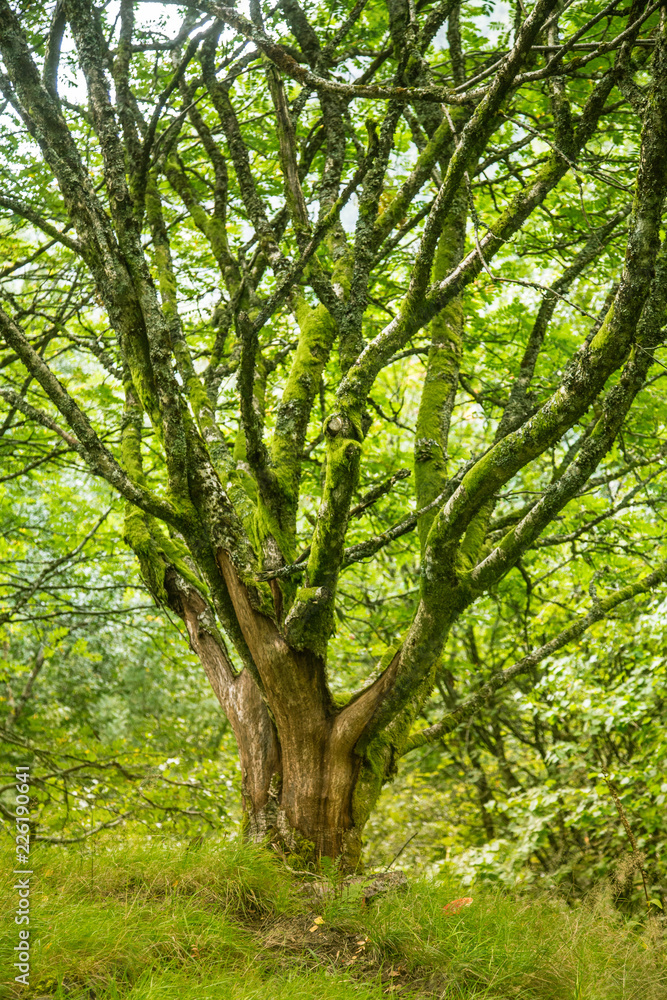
[1,837,666,1000]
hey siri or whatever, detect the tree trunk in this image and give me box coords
[273,720,367,868]
[241,721,366,870]
[165,555,386,870]
[221,551,395,870]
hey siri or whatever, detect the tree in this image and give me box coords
[0,468,242,844]
[365,590,667,904]
[1,0,667,869]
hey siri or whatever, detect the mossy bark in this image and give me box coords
[414,191,467,552]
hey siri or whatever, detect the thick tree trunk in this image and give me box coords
[270,720,365,868]
[218,551,389,870]
[165,557,383,870]
[236,725,366,870]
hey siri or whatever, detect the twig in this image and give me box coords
[384,829,421,870]
[602,770,651,912]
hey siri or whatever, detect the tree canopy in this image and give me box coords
[1,0,667,872]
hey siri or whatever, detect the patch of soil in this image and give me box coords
[253,883,449,997]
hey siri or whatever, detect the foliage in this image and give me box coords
[0,473,242,842]
[2,507,667,904]
[366,592,667,906]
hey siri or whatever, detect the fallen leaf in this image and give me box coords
[442,896,473,915]
[313,915,325,925]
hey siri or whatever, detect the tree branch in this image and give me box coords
[403,557,667,753]
[0,309,183,525]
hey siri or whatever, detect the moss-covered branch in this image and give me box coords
[414,193,467,552]
[265,60,310,239]
[267,297,337,556]
[0,307,182,526]
[256,467,413,581]
[284,409,362,656]
[420,14,667,597]
[469,240,667,593]
[201,27,287,274]
[336,33,630,412]
[144,171,240,487]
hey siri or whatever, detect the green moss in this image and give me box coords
[414,198,465,551]
[123,503,211,608]
[124,349,163,443]
[284,585,333,657]
[456,497,495,573]
[351,759,385,831]
[304,438,361,613]
[252,499,297,581]
[281,408,363,654]
[330,253,353,297]
[123,506,169,605]
[588,300,616,354]
[269,295,337,525]
[120,414,144,485]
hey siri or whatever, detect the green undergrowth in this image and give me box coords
[1,837,665,999]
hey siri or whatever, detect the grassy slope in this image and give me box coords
[1,838,665,999]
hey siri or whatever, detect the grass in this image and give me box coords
[1,836,665,999]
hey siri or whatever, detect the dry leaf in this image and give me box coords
[442,896,473,915]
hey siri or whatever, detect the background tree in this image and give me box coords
[1,0,667,869]
[365,589,667,906]
[0,470,241,843]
